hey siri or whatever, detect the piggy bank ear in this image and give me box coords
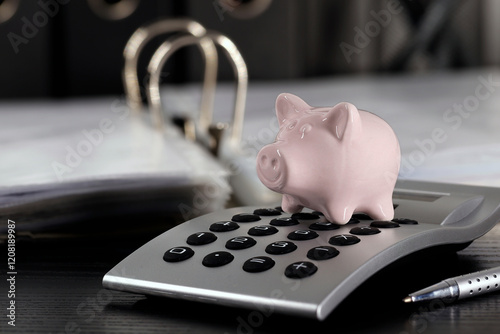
[325,102,362,141]
[275,93,311,124]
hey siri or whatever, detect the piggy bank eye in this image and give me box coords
[299,124,312,138]
[287,120,298,130]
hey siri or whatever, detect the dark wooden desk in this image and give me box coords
[2,222,500,334]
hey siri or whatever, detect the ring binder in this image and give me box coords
[125,18,279,205]
[123,18,211,114]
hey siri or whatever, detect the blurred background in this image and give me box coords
[0,0,499,99]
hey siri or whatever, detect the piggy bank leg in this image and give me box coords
[324,203,355,225]
[281,194,303,213]
[364,197,395,221]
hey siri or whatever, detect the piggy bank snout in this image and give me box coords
[256,145,286,192]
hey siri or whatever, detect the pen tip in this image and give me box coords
[403,296,413,303]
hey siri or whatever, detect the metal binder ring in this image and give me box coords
[147,34,218,142]
[0,0,19,24]
[87,0,140,21]
[123,19,211,113]
[147,32,248,148]
[87,0,139,21]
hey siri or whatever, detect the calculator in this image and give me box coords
[103,180,500,320]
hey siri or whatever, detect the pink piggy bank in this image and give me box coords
[256,93,401,224]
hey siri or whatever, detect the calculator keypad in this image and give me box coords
[165,208,418,279]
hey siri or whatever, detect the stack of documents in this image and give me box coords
[0,97,230,235]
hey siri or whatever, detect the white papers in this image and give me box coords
[0,97,230,231]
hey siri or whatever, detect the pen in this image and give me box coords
[403,266,500,303]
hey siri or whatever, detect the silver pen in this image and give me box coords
[404,266,500,303]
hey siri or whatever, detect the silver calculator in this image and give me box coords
[103,180,500,320]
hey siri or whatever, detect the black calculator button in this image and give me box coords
[312,211,324,216]
[309,222,340,231]
[231,213,261,223]
[291,212,321,220]
[350,226,381,235]
[287,230,319,241]
[285,262,318,279]
[270,217,299,226]
[187,232,217,245]
[329,234,360,246]
[248,225,279,236]
[243,256,276,273]
[163,247,194,262]
[370,220,400,228]
[253,208,282,216]
[392,218,418,225]
[347,217,360,224]
[202,251,234,267]
[209,221,240,232]
[352,213,372,220]
[307,246,339,261]
[265,241,298,255]
[225,237,257,250]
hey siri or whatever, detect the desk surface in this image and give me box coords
[2,220,500,334]
[2,68,500,333]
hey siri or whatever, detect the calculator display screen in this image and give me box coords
[393,188,448,202]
